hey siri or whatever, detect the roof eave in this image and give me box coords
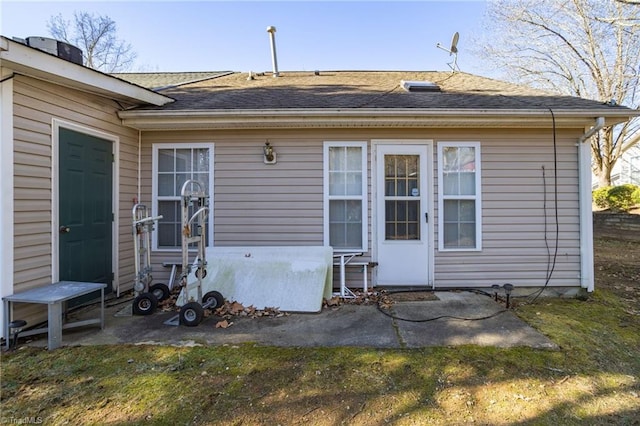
[117,108,638,131]
[0,36,173,107]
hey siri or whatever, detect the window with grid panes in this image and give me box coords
[152,144,213,250]
[437,142,482,250]
[324,142,367,251]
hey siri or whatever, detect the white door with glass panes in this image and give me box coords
[375,144,430,285]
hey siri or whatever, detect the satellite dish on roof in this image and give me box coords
[450,32,459,54]
[436,32,461,72]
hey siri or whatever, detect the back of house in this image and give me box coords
[2,34,639,338]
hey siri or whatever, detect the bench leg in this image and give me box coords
[48,303,63,350]
[100,288,105,330]
[4,300,10,349]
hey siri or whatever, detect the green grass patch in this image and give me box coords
[2,237,639,425]
[3,295,638,426]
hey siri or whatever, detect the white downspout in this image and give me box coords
[579,117,605,143]
[137,130,142,201]
[578,117,605,292]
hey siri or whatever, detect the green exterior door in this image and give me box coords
[59,128,113,300]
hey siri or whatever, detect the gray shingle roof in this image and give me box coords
[136,70,632,112]
[111,71,231,91]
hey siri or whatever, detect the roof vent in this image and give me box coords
[266,26,279,77]
[401,80,441,92]
[25,36,83,66]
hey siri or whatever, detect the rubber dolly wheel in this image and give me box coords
[149,283,170,301]
[132,292,158,316]
[203,291,224,310]
[180,302,204,326]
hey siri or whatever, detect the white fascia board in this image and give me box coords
[0,37,172,107]
[118,108,638,131]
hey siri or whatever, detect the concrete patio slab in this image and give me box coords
[389,292,557,349]
[17,291,558,350]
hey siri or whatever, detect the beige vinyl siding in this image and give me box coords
[434,129,581,288]
[142,130,369,287]
[141,127,583,290]
[215,139,323,245]
[12,75,139,325]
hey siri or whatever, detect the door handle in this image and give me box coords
[59,226,71,234]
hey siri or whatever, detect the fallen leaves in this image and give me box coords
[323,290,393,309]
[209,300,289,328]
[156,286,396,331]
[215,319,232,329]
[156,285,290,328]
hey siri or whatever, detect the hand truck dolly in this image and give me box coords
[165,179,225,326]
[131,204,169,315]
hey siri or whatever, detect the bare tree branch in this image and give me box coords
[47,11,136,72]
[477,0,640,186]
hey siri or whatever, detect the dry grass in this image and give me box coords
[1,236,639,425]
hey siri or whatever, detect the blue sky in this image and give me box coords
[1,0,490,74]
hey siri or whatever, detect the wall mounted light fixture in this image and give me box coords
[263,142,277,164]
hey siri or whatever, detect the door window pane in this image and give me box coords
[385,155,419,197]
[384,154,421,241]
[385,200,420,240]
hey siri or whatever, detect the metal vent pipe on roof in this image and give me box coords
[266,26,279,77]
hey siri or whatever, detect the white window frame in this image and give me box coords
[323,141,368,252]
[437,141,482,251]
[152,143,215,251]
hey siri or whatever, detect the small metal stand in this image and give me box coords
[332,252,370,298]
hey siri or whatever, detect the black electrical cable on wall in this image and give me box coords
[528,108,560,303]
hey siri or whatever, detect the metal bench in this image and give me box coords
[3,281,106,350]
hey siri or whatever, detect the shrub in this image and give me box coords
[592,186,611,209]
[593,184,640,212]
